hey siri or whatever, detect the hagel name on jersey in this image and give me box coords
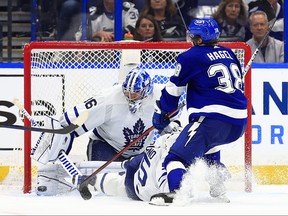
[206,50,233,61]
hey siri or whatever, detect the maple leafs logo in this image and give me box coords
[122,118,148,152]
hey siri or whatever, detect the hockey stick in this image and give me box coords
[243,0,276,77]
[175,1,188,31]
[12,98,83,183]
[0,109,88,134]
[78,103,186,200]
[0,123,83,134]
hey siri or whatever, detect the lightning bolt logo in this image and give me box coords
[184,117,205,147]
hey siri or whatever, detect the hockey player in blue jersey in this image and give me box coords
[151,17,248,205]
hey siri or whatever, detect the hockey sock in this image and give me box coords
[203,151,221,166]
[166,161,186,192]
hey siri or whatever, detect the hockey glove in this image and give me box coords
[159,120,182,135]
[152,100,170,132]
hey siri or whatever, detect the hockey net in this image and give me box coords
[0,41,252,194]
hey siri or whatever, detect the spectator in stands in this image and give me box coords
[245,0,283,41]
[188,0,220,20]
[133,14,163,41]
[212,0,248,42]
[140,0,187,41]
[56,0,82,41]
[90,0,139,42]
[170,0,196,27]
[56,0,138,41]
[246,10,283,63]
[133,0,145,12]
[268,0,283,41]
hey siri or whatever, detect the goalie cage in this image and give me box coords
[2,41,252,194]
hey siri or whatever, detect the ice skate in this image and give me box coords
[149,191,176,206]
[209,182,230,203]
[206,164,231,203]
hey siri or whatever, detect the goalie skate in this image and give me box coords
[149,192,176,206]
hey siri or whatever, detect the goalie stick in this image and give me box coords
[243,0,276,77]
[10,98,84,184]
[0,107,88,134]
[78,103,186,200]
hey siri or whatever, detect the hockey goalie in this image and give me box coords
[32,66,181,196]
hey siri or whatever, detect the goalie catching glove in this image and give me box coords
[31,116,74,164]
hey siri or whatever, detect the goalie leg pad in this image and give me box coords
[36,164,74,196]
[31,116,74,164]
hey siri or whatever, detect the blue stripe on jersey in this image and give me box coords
[158,172,167,188]
[82,124,89,133]
[71,131,79,137]
[73,106,79,117]
[92,128,106,141]
[64,112,71,125]
[100,172,108,194]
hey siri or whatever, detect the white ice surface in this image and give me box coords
[0,184,287,215]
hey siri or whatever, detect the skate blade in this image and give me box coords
[215,194,230,203]
[149,197,171,206]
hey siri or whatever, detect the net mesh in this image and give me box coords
[0,42,251,193]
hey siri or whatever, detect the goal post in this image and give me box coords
[21,41,252,194]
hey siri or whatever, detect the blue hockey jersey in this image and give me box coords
[159,45,247,125]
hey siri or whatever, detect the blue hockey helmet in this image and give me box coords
[187,18,220,43]
[122,67,153,113]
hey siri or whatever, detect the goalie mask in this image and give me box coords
[122,67,153,113]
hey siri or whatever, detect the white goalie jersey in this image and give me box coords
[60,84,163,158]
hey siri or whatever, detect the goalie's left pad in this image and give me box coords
[31,116,74,164]
[36,164,75,196]
[36,161,125,196]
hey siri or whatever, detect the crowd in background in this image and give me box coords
[17,0,284,63]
